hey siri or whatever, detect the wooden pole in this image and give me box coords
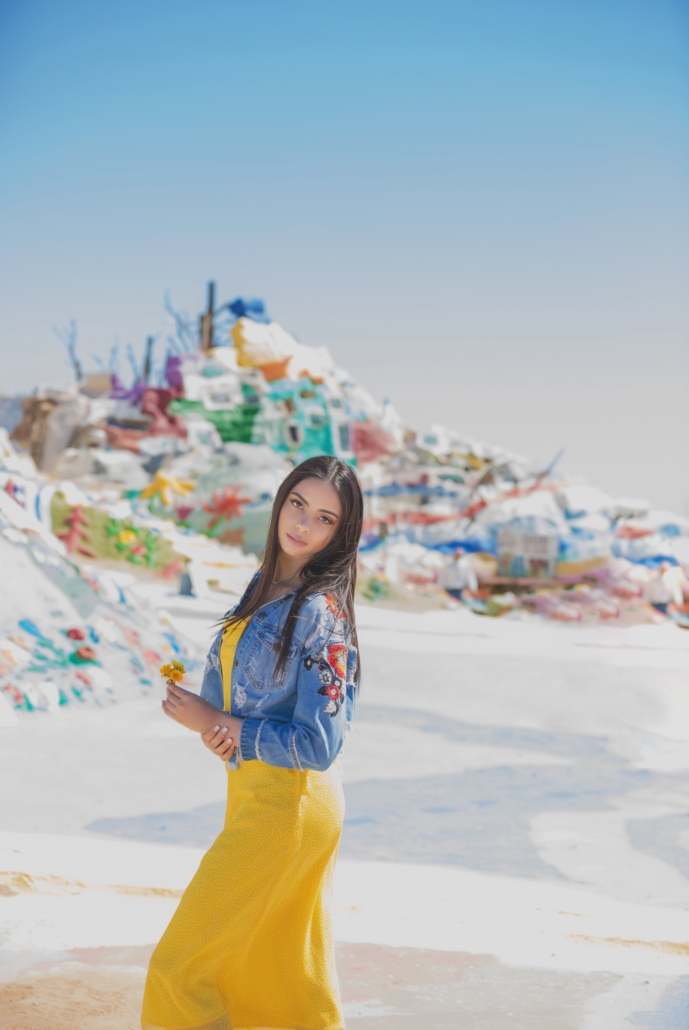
[142,336,154,382]
[200,280,215,351]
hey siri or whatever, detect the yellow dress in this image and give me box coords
[141,618,345,1030]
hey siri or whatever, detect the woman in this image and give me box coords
[142,455,363,1030]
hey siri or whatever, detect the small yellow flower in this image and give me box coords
[118,529,138,545]
[160,660,186,682]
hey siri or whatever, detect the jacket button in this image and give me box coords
[233,660,238,667]
[258,612,266,619]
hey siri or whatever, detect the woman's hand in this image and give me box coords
[201,724,237,761]
[162,679,224,733]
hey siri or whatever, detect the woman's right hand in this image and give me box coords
[201,725,236,761]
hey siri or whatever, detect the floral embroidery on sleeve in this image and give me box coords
[324,594,346,620]
[304,642,347,716]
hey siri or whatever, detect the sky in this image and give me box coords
[0,0,688,509]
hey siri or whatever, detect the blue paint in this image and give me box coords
[163,632,182,655]
[86,803,224,848]
[18,619,44,640]
[628,814,689,881]
[630,977,689,1028]
[83,704,689,891]
[337,706,677,876]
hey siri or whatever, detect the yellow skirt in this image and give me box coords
[141,760,345,1030]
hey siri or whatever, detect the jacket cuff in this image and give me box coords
[239,718,262,762]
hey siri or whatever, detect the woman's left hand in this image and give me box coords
[201,724,237,760]
[162,680,225,733]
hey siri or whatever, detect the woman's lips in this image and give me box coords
[286,532,307,547]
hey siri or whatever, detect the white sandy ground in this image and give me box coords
[163,592,689,753]
[342,721,574,781]
[1,830,688,980]
[357,606,689,773]
[531,797,689,908]
[142,589,689,768]
[151,589,689,672]
[3,600,689,1026]
[357,604,689,671]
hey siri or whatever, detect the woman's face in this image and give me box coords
[277,476,342,563]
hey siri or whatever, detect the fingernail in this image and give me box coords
[214,725,220,731]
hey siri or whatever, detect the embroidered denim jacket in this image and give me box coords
[200,583,357,772]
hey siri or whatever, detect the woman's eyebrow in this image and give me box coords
[292,490,339,518]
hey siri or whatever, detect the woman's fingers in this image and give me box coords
[215,739,235,759]
[166,683,204,710]
[201,725,222,743]
[201,726,231,748]
[200,725,235,758]
[212,734,234,754]
[166,680,190,700]
[161,699,178,720]
[201,725,225,744]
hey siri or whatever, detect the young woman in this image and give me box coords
[141,455,363,1030]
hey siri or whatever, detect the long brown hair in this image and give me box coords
[225,455,363,680]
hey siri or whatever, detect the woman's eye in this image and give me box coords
[291,498,302,508]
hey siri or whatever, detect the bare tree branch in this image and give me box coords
[52,319,83,382]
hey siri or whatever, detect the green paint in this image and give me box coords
[360,575,396,602]
[170,389,261,443]
[51,494,177,571]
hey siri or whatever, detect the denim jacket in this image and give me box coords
[200,583,358,772]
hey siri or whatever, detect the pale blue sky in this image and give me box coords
[1,0,688,508]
